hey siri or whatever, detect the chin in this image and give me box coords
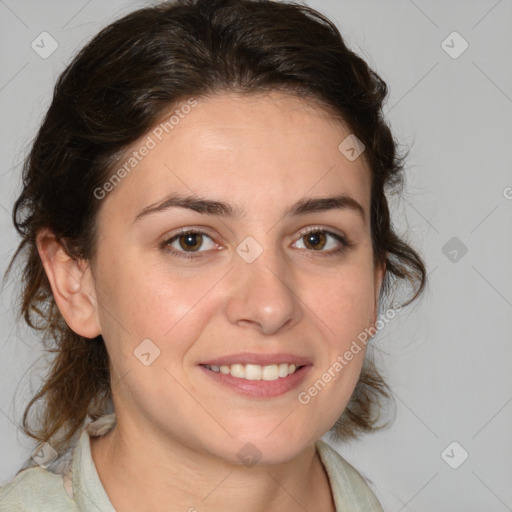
[216,428,317,467]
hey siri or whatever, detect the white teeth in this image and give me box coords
[245,364,262,380]
[278,363,290,378]
[262,365,279,381]
[205,363,301,380]
[230,364,245,378]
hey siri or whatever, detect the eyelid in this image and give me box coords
[295,225,348,241]
[158,226,218,245]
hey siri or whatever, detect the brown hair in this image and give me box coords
[5,0,426,453]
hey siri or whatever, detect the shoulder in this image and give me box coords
[315,439,384,512]
[0,413,117,512]
[0,465,76,511]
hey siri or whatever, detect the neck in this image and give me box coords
[89,416,334,512]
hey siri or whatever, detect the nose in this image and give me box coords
[224,245,303,336]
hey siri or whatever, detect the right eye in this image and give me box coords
[161,230,219,259]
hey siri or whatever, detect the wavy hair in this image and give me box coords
[5,0,426,453]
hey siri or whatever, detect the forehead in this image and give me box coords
[99,91,372,223]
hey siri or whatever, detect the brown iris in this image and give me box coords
[178,232,203,251]
[302,231,327,250]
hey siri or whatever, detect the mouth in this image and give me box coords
[201,362,305,381]
[198,358,312,398]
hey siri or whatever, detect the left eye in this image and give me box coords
[165,232,217,254]
[293,229,346,252]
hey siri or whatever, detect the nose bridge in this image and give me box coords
[224,232,302,334]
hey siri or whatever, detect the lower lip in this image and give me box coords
[199,364,312,398]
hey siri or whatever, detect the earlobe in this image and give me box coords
[36,228,101,339]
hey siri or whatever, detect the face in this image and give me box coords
[89,91,384,465]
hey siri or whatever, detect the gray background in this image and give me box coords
[1,0,511,510]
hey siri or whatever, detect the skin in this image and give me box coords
[37,91,385,512]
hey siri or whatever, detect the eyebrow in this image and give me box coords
[133,192,366,223]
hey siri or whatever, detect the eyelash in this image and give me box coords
[160,226,353,260]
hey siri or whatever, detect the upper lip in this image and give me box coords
[200,353,312,367]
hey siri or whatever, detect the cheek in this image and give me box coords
[95,258,225,357]
[302,264,377,340]
[298,269,374,421]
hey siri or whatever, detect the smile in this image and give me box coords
[199,362,312,398]
[202,363,302,381]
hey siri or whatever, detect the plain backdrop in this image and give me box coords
[0,1,511,510]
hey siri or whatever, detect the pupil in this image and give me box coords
[181,233,201,251]
[305,231,325,250]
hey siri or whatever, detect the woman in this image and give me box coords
[0,0,426,510]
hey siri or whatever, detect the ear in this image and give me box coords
[370,259,386,328]
[36,228,101,339]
